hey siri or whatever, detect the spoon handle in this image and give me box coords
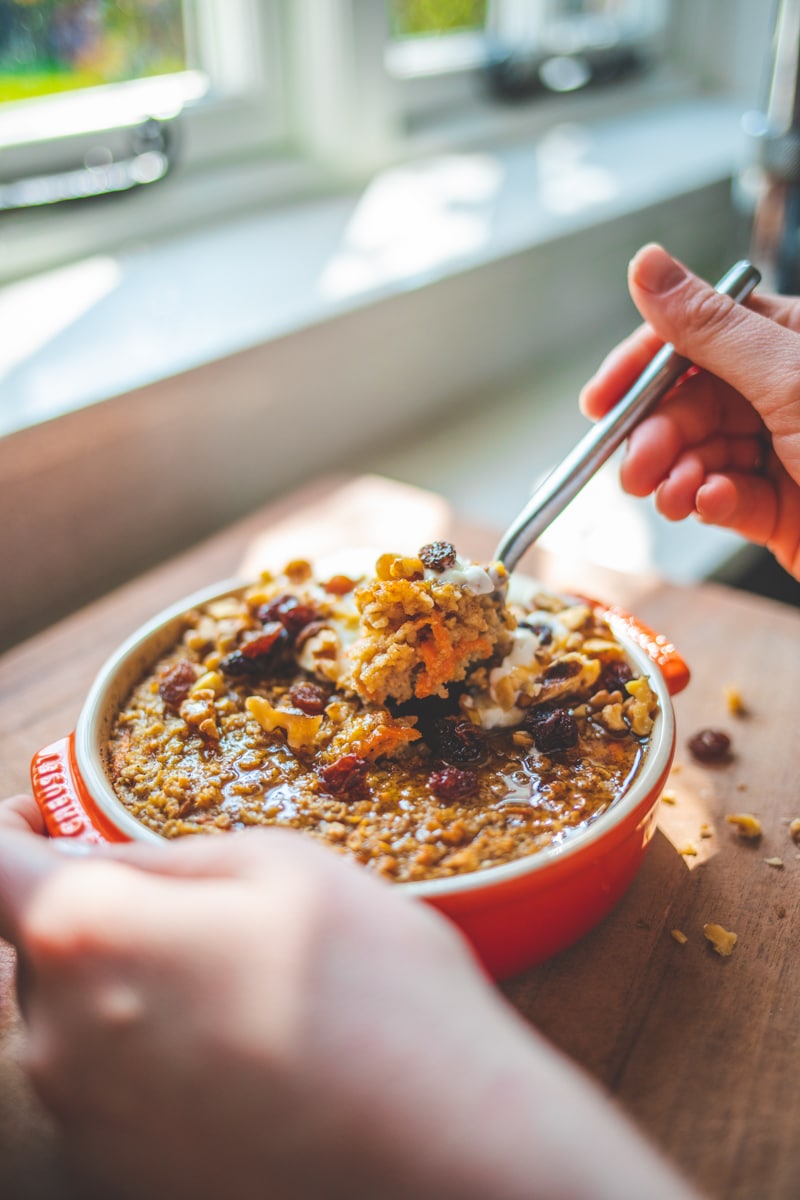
[494,259,761,574]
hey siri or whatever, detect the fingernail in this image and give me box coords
[629,244,686,294]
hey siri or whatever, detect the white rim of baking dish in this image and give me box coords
[74,575,675,896]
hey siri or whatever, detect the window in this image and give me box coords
[386,0,669,120]
[0,0,284,209]
[0,0,764,288]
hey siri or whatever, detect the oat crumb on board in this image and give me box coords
[725,812,762,840]
[724,685,748,716]
[699,823,713,839]
[671,929,688,945]
[703,924,737,956]
[765,857,784,869]
[661,789,677,805]
[789,818,800,844]
[679,843,698,857]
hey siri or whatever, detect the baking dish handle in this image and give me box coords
[31,735,120,843]
[600,606,690,696]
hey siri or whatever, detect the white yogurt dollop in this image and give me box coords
[424,555,502,596]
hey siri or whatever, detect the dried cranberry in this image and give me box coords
[599,660,634,694]
[257,595,319,638]
[289,681,329,715]
[524,704,579,752]
[688,728,732,763]
[319,754,368,796]
[240,622,285,658]
[432,717,487,765]
[543,660,581,683]
[158,660,198,709]
[519,620,553,645]
[418,541,457,572]
[428,766,479,802]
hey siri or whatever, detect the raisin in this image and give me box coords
[257,595,320,638]
[688,728,731,763]
[519,620,553,645]
[524,704,579,752]
[289,681,329,715]
[418,541,457,572]
[158,660,198,709]
[319,754,368,796]
[543,660,581,683]
[240,622,286,659]
[431,717,487,765]
[219,650,273,678]
[428,766,479,802]
[599,660,634,694]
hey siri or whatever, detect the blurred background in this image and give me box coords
[0,0,794,648]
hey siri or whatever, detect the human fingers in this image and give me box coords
[92,824,366,889]
[694,472,780,544]
[618,373,764,497]
[579,323,665,419]
[0,829,66,945]
[0,794,47,835]
[653,437,771,522]
[627,245,800,441]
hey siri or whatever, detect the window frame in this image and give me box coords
[0,0,770,291]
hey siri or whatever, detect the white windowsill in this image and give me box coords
[0,92,753,646]
[0,95,746,438]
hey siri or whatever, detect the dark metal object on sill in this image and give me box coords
[743,0,800,294]
[484,43,644,102]
[0,113,180,213]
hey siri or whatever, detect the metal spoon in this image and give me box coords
[494,260,762,574]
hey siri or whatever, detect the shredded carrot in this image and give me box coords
[413,612,492,698]
[354,721,421,760]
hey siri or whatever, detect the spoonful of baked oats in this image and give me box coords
[339,542,513,705]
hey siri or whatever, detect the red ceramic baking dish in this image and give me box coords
[31,575,689,981]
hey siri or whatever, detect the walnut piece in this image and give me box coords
[703,923,737,957]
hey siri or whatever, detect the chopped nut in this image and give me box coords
[703,923,737,956]
[190,670,225,697]
[725,812,762,840]
[624,676,658,736]
[724,685,747,717]
[246,696,323,752]
[512,729,534,749]
[764,857,784,869]
[600,702,626,732]
[284,559,313,583]
[671,929,688,945]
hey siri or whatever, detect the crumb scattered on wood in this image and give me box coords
[724,685,748,717]
[661,789,677,805]
[789,818,800,844]
[703,923,737,957]
[671,929,688,945]
[725,813,762,840]
[764,857,784,869]
[679,843,698,857]
[700,823,713,839]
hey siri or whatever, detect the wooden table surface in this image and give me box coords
[1,475,799,1200]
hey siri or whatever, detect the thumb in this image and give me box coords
[627,245,800,437]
